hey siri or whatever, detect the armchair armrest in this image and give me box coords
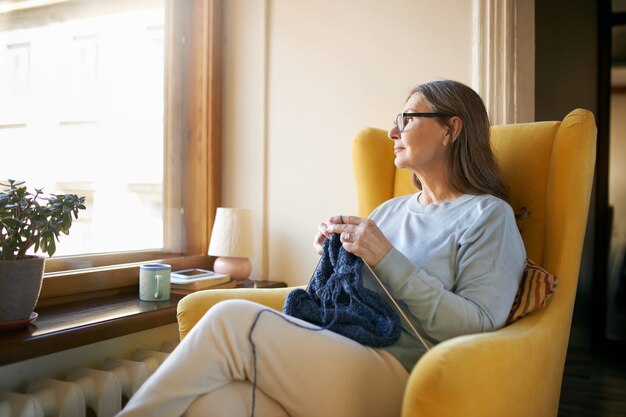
[176,287,297,339]
[402,312,565,417]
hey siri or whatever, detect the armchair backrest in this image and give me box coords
[352,108,596,417]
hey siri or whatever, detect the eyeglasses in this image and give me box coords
[393,112,455,133]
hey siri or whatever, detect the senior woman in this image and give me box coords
[118,80,526,417]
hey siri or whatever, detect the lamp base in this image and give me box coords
[213,257,252,282]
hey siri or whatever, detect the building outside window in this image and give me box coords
[0,0,168,257]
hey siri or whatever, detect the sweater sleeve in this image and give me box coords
[372,201,526,342]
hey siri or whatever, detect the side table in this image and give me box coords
[237,279,287,289]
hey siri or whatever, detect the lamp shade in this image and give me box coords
[208,208,253,258]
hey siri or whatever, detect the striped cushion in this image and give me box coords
[506,259,558,324]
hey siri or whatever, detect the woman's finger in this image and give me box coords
[326,216,368,235]
[319,222,333,239]
[327,214,360,225]
[313,231,325,255]
[327,223,350,235]
[338,215,360,224]
[327,215,343,225]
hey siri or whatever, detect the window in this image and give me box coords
[0,0,222,302]
[0,1,167,255]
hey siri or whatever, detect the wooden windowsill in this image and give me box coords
[38,254,213,307]
[0,292,185,367]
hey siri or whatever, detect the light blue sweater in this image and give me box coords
[365,192,526,371]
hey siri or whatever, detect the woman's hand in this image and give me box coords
[314,215,392,267]
[313,225,326,255]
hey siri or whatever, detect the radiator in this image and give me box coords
[0,341,178,417]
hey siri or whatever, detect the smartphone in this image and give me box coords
[171,268,215,280]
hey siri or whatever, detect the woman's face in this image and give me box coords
[387,93,451,173]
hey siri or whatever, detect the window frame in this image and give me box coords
[32,0,223,306]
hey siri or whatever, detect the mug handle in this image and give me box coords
[154,274,161,299]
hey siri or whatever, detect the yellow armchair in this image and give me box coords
[177,108,596,417]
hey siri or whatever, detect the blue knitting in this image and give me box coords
[283,234,401,347]
[247,235,401,416]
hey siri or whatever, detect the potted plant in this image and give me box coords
[0,180,86,323]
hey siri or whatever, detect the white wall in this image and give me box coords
[223,0,474,286]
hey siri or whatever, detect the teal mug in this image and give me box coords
[139,263,171,301]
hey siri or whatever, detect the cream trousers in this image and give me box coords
[118,299,409,417]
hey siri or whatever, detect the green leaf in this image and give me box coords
[0,183,86,259]
[47,238,56,257]
[0,217,22,228]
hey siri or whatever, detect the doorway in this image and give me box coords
[594,0,626,350]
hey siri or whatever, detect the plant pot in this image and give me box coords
[0,256,45,322]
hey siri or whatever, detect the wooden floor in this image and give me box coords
[558,348,626,417]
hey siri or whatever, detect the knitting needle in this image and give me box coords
[362,262,431,352]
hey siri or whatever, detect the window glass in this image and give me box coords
[0,0,166,256]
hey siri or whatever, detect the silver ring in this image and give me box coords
[340,215,344,224]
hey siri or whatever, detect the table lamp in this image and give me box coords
[208,207,253,282]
